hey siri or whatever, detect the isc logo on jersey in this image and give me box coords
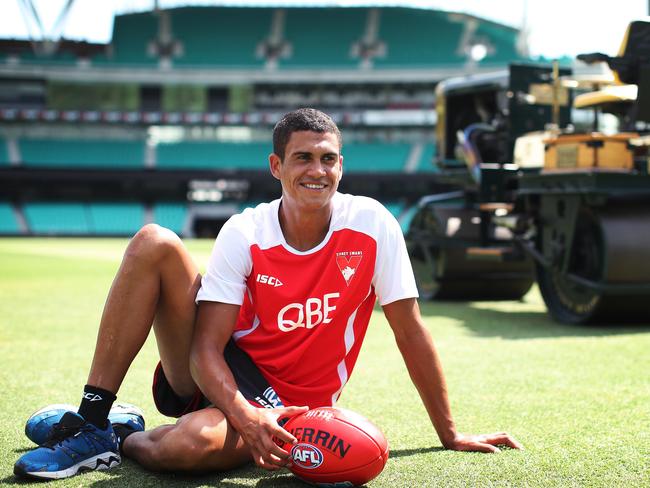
[277,293,339,332]
[256,274,283,287]
[291,444,323,469]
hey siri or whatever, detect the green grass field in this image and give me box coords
[1,238,649,487]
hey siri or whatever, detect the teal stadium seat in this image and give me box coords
[374,8,465,67]
[20,139,144,168]
[93,12,158,66]
[281,8,366,68]
[157,141,270,170]
[23,203,90,234]
[0,139,9,165]
[171,7,272,66]
[88,203,144,235]
[416,143,438,172]
[153,203,187,234]
[0,203,20,233]
[342,143,410,172]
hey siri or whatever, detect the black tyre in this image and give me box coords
[536,207,648,324]
[409,240,533,300]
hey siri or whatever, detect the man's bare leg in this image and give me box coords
[86,223,200,397]
[86,225,255,472]
[124,408,252,472]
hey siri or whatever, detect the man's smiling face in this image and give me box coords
[270,130,343,211]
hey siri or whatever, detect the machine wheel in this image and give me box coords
[537,207,607,323]
[536,207,648,324]
[410,241,533,300]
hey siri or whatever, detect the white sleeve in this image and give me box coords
[195,217,252,305]
[372,207,419,306]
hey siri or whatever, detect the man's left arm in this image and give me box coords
[382,297,524,453]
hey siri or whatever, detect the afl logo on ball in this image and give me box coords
[290,443,323,469]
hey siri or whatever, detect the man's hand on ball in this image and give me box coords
[445,432,524,453]
[234,405,308,470]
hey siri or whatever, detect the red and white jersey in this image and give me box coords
[196,192,418,408]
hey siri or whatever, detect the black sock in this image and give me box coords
[113,423,137,453]
[77,384,116,429]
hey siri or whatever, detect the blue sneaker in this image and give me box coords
[14,412,120,479]
[25,403,77,446]
[25,402,145,446]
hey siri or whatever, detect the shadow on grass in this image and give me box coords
[417,300,650,340]
[389,446,444,458]
[0,450,440,487]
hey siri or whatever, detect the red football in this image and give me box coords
[277,407,389,486]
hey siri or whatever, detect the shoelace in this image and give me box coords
[42,421,93,449]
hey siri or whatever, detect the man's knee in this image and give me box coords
[149,410,248,472]
[127,224,183,264]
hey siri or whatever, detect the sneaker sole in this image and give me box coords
[109,402,144,419]
[14,452,121,479]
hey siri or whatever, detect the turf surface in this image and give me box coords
[1,238,649,487]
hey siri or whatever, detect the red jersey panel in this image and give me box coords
[196,192,417,408]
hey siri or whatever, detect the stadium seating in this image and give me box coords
[374,8,466,67]
[0,202,20,233]
[23,203,90,234]
[153,202,187,234]
[280,8,366,68]
[88,203,144,235]
[93,11,158,66]
[156,141,270,169]
[0,139,9,165]
[171,7,272,66]
[342,142,410,172]
[19,139,145,168]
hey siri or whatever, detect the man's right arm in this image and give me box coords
[189,301,307,470]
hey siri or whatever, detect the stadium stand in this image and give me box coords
[153,202,187,234]
[88,203,144,235]
[157,141,269,169]
[374,8,466,67]
[23,202,90,234]
[281,8,366,68]
[171,7,272,66]
[19,139,145,168]
[93,12,158,66]
[342,142,410,172]
[0,4,527,237]
[0,202,20,233]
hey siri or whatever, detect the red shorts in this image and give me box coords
[152,339,285,417]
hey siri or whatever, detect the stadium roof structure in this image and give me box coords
[0,2,529,84]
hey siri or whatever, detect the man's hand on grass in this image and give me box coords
[444,432,524,453]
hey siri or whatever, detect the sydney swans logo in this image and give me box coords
[335,251,362,285]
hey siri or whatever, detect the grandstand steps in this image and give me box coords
[145,141,156,168]
[143,204,154,226]
[405,143,424,173]
[12,203,28,234]
[7,137,20,165]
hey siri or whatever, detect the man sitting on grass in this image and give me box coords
[15,108,522,480]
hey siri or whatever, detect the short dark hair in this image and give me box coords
[272,108,342,160]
